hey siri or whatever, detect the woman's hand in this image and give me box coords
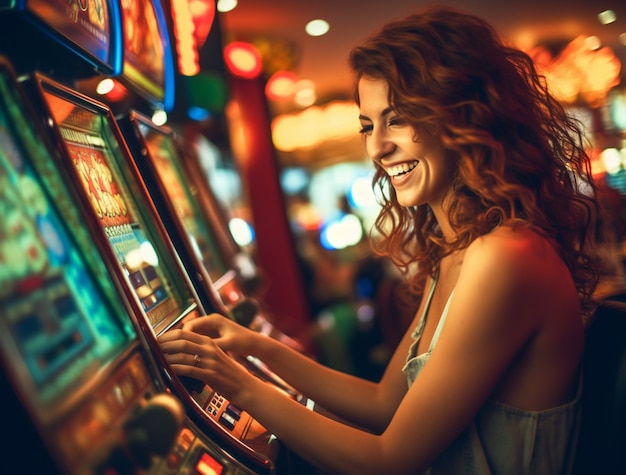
[183,313,260,355]
[158,318,257,403]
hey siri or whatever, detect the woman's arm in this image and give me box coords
[159,324,430,474]
[159,311,417,432]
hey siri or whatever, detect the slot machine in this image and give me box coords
[0,0,289,474]
[0,55,248,475]
[117,112,304,351]
[112,0,305,356]
[168,128,265,301]
[118,112,245,313]
[21,69,283,475]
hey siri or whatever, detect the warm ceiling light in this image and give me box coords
[305,19,330,37]
[585,35,601,51]
[217,0,237,13]
[598,10,616,25]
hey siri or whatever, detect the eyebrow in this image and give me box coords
[359,106,395,122]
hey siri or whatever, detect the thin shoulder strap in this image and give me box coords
[427,289,455,352]
[416,272,438,334]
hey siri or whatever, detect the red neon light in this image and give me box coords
[224,42,263,79]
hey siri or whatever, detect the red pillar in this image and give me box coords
[228,74,311,336]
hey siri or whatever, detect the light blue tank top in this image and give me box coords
[402,277,582,475]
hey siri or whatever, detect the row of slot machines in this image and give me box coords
[0,1,310,475]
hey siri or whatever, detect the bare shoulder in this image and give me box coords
[463,225,567,286]
[456,224,579,324]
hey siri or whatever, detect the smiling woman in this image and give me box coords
[159,6,604,474]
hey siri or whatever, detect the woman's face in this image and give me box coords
[357,76,455,212]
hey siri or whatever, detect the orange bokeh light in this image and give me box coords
[265,70,297,100]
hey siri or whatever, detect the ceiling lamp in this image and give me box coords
[598,10,616,25]
[217,0,237,13]
[305,19,330,37]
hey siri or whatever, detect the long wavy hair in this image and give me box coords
[349,7,602,317]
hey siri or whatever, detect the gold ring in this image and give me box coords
[193,354,201,366]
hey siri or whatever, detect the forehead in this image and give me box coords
[357,77,391,119]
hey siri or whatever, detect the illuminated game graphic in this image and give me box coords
[67,142,173,325]
[0,74,131,406]
[118,0,173,109]
[120,0,162,88]
[39,86,191,333]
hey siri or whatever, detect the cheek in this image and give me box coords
[434,157,457,192]
[363,137,373,158]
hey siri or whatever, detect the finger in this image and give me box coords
[157,328,188,343]
[160,328,217,348]
[159,336,209,357]
[183,313,226,335]
[161,351,196,366]
[166,362,203,379]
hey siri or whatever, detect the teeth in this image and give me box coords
[387,161,418,177]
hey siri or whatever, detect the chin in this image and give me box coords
[396,194,422,208]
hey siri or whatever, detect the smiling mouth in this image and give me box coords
[386,160,419,178]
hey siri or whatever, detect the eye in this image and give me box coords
[386,116,406,127]
[358,124,373,135]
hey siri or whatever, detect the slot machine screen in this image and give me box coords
[34,75,198,336]
[129,113,230,284]
[0,61,134,414]
[118,0,174,110]
[0,0,122,75]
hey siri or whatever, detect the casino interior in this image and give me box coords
[0,1,625,474]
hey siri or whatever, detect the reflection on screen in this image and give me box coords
[41,89,187,332]
[138,123,229,282]
[0,77,131,405]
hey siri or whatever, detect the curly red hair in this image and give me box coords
[349,7,602,317]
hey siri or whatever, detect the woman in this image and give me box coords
[159,7,602,474]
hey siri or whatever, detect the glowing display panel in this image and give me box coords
[0,66,133,409]
[27,0,111,63]
[38,79,197,335]
[119,0,173,110]
[11,0,122,75]
[136,117,230,283]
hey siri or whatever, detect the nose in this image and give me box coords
[366,127,395,163]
